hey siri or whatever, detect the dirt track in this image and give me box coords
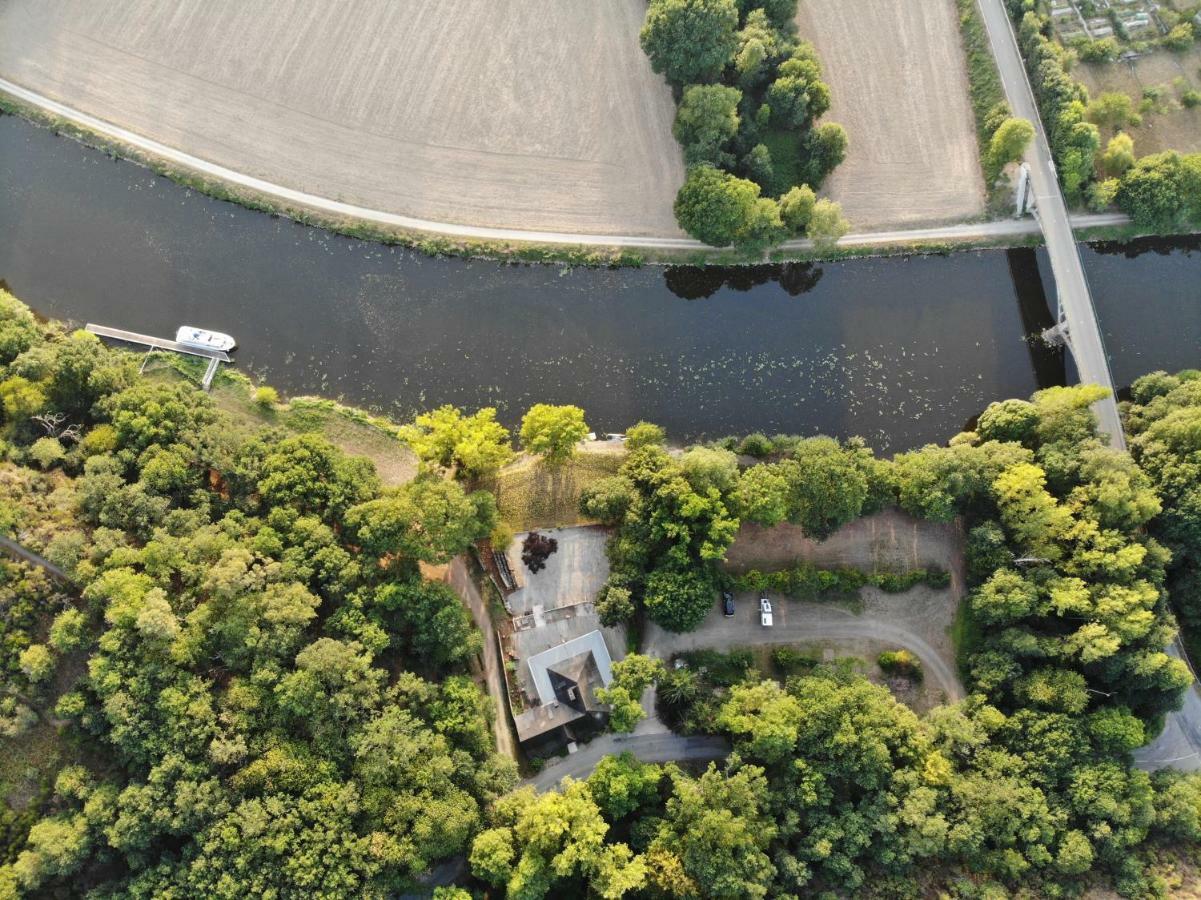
[0,0,685,236]
[796,0,986,229]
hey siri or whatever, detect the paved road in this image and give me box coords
[524,733,731,792]
[447,557,518,761]
[974,0,1125,450]
[1134,640,1201,772]
[1,77,1127,254]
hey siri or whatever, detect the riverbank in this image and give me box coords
[3,81,1189,267]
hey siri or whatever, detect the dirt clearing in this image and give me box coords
[795,0,986,230]
[0,0,685,237]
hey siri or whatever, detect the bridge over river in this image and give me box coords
[976,0,1125,451]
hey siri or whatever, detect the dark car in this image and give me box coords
[722,591,735,617]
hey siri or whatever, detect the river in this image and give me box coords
[0,114,1197,451]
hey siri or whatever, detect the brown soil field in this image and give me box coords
[1077,47,1201,155]
[0,0,685,236]
[796,0,986,229]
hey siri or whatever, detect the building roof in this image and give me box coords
[525,630,613,706]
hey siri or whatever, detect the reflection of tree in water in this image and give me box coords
[1087,235,1200,259]
[663,262,823,300]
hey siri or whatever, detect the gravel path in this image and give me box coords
[448,557,517,761]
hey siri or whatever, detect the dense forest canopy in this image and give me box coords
[0,291,510,897]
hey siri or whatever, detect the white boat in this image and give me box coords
[175,326,236,353]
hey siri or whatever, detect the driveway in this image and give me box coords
[643,585,965,704]
[525,733,730,792]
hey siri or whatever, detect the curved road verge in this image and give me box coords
[1,78,1129,256]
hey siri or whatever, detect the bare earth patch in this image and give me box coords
[0,0,685,237]
[795,0,986,229]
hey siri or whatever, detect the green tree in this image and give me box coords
[404,404,514,478]
[640,0,739,86]
[735,463,791,526]
[643,564,718,632]
[986,117,1035,182]
[597,654,666,733]
[1098,132,1135,178]
[371,579,482,669]
[625,421,666,450]
[1116,151,1201,228]
[0,376,46,422]
[520,404,589,464]
[588,753,663,820]
[650,763,776,899]
[766,46,830,128]
[798,123,849,188]
[805,197,850,249]
[780,437,870,538]
[674,164,760,247]
[673,84,742,166]
[345,477,496,563]
[778,184,816,233]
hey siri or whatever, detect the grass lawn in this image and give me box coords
[762,129,804,197]
[949,598,981,681]
[487,448,625,532]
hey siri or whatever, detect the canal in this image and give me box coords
[1,114,1197,451]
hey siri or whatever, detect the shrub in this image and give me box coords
[489,522,513,552]
[1182,90,1201,109]
[771,646,818,676]
[521,531,558,574]
[878,649,923,680]
[253,386,279,408]
[28,437,64,470]
[737,432,774,457]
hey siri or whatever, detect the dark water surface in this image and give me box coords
[1,115,1196,450]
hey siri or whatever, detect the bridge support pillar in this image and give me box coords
[1041,320,1069,347]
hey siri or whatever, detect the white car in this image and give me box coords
[176,326,237,353]
[759,596,773,627]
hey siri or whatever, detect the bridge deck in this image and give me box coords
[976,0,1125,451]
[85,323,230,362]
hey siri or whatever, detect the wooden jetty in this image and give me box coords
[85,324,231,389]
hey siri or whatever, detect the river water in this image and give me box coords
[0,115,1197,451]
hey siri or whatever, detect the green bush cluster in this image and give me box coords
[732,563,949,599]
[640,0,849,250]
[877,648,923,680]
